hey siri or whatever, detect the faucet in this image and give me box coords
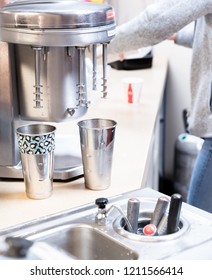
[95,198,109,226]
[95,198,140,233]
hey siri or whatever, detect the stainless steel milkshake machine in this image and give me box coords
[0,0,116,180]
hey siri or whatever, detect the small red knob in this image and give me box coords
[143,224,157,236]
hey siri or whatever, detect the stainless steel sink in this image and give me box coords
[26,224,138,260]
[0,188,212,260]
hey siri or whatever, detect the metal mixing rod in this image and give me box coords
[102,43,108,98]
[144,194,183,236]
[32,47,44,109]
[127,198,140,233]
[76,46,87,107]
[92,44,97,91]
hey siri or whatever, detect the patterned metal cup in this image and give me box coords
[16,124,56,199]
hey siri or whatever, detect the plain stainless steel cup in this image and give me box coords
[16,124,56,199]
[77,118,117,190]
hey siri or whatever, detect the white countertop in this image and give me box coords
[0,46,168,230]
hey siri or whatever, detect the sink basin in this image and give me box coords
[28,224,138,260]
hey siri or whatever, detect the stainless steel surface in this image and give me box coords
[0,0,116,180]
[0,25,116,47]
[127,198,140,233]
[16,124,56,199]
[0,0,21,174]
[0,134,83,180]
[53,134,83,180]
[0,0,20,166]
[150,196,169,226]
[16,45,87,122]
[76,47,87,109]
[97,203,134,233]
[0,236,74,260]
[0,0,116,46]
[33,47,43,109]
[113,210,188,242]
[20,152,54,199]
[0,188,212,260]
[0,0,115,29]
[102,43,108,98]
[78,118,117,190]
[92,44,97,90]
[16,123,56,136]
[28,224,138,260]
[157,211,169,235]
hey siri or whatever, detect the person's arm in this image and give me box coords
[108,0,211,56]
[175,22,195,48]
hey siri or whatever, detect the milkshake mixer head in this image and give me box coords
[0,0,116,122]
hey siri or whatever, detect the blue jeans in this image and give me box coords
[187,138,212,213]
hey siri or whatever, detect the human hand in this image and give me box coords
[168,33,177,41]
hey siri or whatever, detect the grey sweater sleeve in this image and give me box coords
[108,0,212,55]
[175,22,195,48]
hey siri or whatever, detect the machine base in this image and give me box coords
[0,134,83,181]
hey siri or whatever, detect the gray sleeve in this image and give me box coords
[108,0,212,55]
[175,22,195,48]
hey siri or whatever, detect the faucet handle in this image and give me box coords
[95,197,108,209]
[95,198,109,226]
[4,237,33,258]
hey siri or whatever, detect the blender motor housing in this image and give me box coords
[0,0,116,180]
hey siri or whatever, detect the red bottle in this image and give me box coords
[128,83,133,103]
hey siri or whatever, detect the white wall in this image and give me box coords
[108,0,155,24]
